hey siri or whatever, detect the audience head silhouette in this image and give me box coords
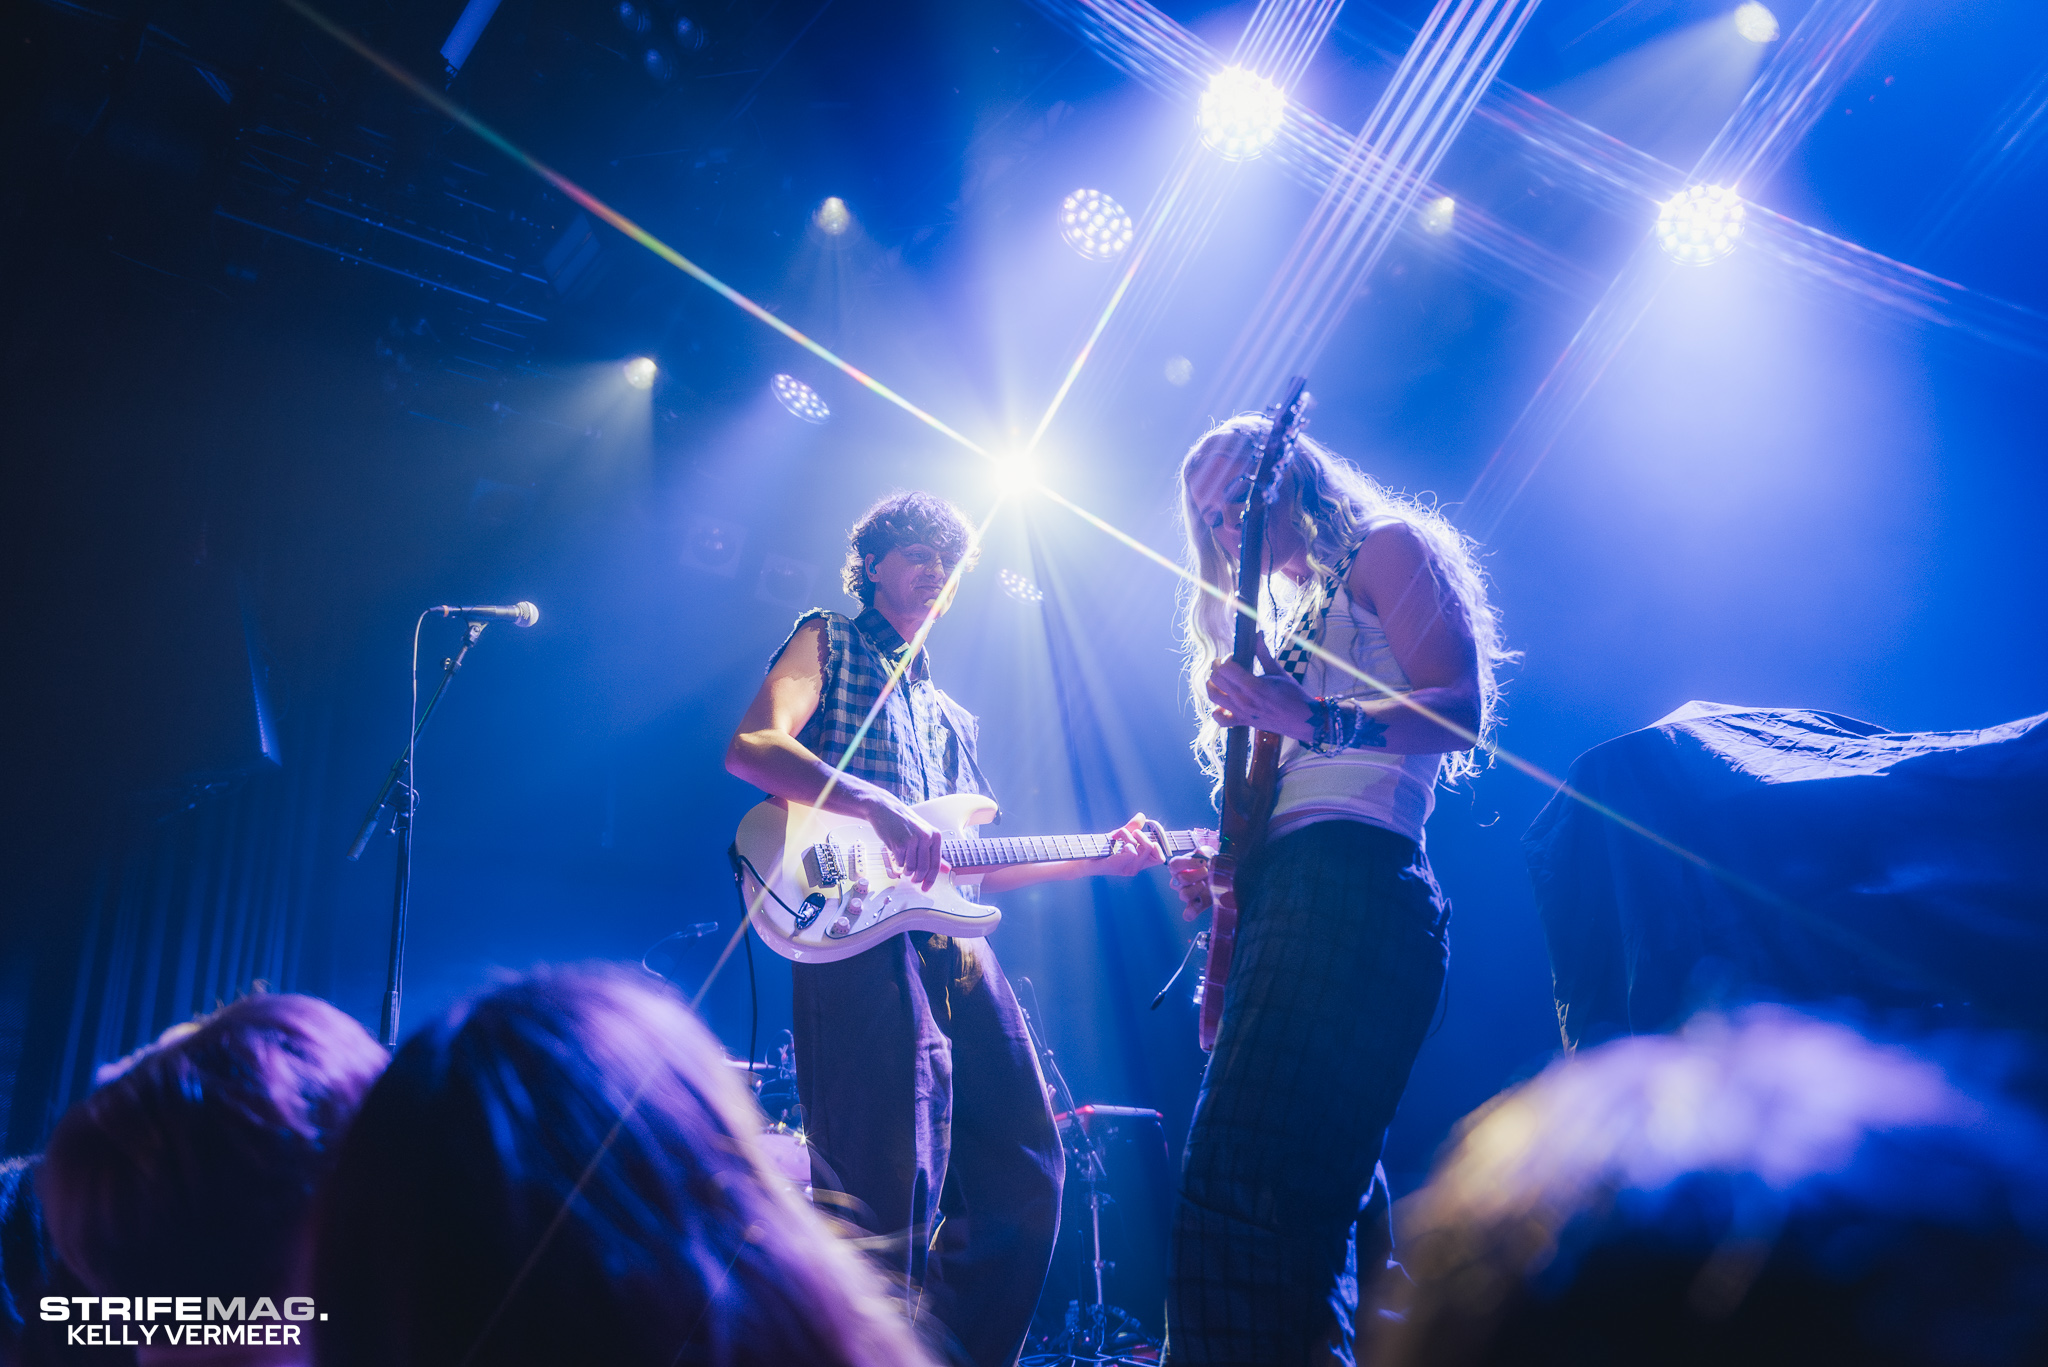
[37,992,386,1363]
[314,963,932,1367]
[1377,1007,2048,1367]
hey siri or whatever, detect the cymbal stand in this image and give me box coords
[1014,979,1156,1366]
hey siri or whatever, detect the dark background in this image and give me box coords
[4,0,2044,1262]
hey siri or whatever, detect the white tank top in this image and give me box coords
[1267,577,1439,846]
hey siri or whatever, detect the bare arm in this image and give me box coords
[1204,521,1481,753]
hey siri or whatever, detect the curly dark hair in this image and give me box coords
[840,491,979,607]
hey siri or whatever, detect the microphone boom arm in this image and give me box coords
[346,620,485,860]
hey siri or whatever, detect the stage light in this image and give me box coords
[643,48,673,81]
[771,373,830,423]
[1656,184,1745,265]
[1420,195,1456,236]
[1198,66,1285,161]
[991,451,1041,495]
[623,356,657,388]
[814,197,851,235]
[999,568,1045,604]
[1164,355,1193,387]
[616,1,649,34]
[1733,2,1779,43]
[1059,189,1134,261]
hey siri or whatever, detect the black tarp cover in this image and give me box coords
[1523,702,2048,1048]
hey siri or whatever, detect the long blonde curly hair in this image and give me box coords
[1178,414,1512,788]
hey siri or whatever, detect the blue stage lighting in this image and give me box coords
[1199,67,1285,161]
[814,197,851,236]
[771,373,830,423]
[623,356,657,388]
[1420,195,1456,236]
[1164,355,1193,387]
[999,569,1045,604]
[1734,3,1779,43]
[1657,184,1745,265]
[1059,189,1134,261]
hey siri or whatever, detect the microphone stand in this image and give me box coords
[348,618,487,1048]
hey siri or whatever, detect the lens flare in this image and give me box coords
[1733,2,1780,43]
[1198,66,1286,161]
[1059,189,1134,261]
[1657,184,1745,265]
[622,356,657,388]
[1420,195,1457,236]
[770,373,830,423]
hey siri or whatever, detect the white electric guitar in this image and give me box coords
[734,793,1211,963]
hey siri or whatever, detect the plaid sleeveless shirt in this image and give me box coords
[769,607,991,806]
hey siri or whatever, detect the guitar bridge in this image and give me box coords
[806,843,843,886]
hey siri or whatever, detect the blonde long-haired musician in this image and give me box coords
[1165,413,1511,1365]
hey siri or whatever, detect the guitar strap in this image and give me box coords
[1270,543,1363,684]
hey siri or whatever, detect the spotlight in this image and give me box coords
[674,15,707,50]
[1656,184,1745,265]
[814,197,851,235]
[616,1,650,34]
[1199,66,1286,161]
[1733,2,1779,43]
[999,569,1045,604]
[771,373,830,423]
[681,515,747,576]
[756,554,818,608]
[623,356,658,388]
[992,451,1040,495]
[1059,189,1134,261]
[1420,195,1456,236]
[1164,355,1194,387]
[643,48,673,81]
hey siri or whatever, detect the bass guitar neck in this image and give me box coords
[1198,374,1310,1052]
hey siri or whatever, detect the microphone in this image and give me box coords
[430,602,540,627]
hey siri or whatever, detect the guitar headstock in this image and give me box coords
[1249,376,1312,503]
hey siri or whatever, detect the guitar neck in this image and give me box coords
[941,830,1208,870]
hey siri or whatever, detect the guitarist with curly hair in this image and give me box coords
[726,489,1167,1367]
[1165,415,1512,1366]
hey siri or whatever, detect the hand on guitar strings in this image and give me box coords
[1205,637,1317,743]
[869,798,947,891]
[1169,838,1220,922]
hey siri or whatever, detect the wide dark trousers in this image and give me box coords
[1166,820,1451,1366]
[794,932,1064,1367]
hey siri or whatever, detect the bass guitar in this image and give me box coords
[734,793,1211,963]
[1198,376,1312,1051]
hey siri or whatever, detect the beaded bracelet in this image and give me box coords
[1308,698,1390,753]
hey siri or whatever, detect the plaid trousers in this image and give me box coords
[1167,820,1450,1366]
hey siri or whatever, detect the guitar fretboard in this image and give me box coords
[940,830,1207,869]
